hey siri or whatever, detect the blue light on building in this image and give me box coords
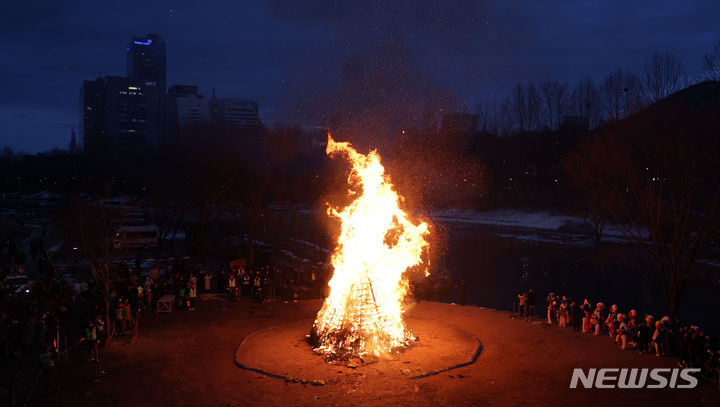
[133,39,153,46]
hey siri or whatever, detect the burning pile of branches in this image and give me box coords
[309,135,430,360]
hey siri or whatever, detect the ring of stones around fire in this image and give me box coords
[233,317,483,385]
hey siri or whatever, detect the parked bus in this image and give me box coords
[112,225,159,249]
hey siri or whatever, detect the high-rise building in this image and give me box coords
[167,84,198,98]
[104,76,151,150]
[126,33,166,146]
[80,76,153,154]
[69,127,77,154]
[167,84,211,143]
[127,34,166,93]
[211,98,262,152]
[166,84,261,148]
[211,99,260,132]
[79,77,107,153]
[80,34,167,154]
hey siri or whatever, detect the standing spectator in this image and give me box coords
[527,289,536,318]
[517,292,527,320]
[661,316,675,357]
[570,300,582,332]
[227,273,238,301]
[241,271,251,299]
[123,298,134,333]
[545,293,557,324]
[93,313,105,345]
[150,263,160,282]
[178,283,187,310]
[616,314,629,350]
[558,296,568,327]
[262,271,273,299]
[627,310,639,348]
[591,302,605,336]
[144,277,154,312]
[187,282,197,311]
[85,320,98,361]
[581,299,592,333]
[606,305,618,337]
[203,271,213,292]
[253,274,262,301]
[115,299,125,335]
[652,320,664,356]
[637,315,654,353]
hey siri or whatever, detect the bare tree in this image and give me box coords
[540,80,569,131]
[475,98,501,135]
[601,69,643,122]
[564,122,720,320]
[702,39,720,81]
[475,101,491,133]
[57,196,120,343]
[570,78,601,128]
[509,83,528,132]
[526,82,542,131]
[499,99,515,136]
[642,51,686,102]
[624,72,644,116]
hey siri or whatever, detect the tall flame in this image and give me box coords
[311,135,430,358]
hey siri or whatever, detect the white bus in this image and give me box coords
[112,225,159,249]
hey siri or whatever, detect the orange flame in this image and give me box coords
[311,134,430,357]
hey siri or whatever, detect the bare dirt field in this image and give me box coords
[30,298,720,407]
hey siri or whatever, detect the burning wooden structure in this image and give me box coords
[309,135,430,359]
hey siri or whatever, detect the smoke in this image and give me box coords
[301,35,460,149]
[263,0,493,147]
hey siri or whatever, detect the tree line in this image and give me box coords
[476,43,720,136]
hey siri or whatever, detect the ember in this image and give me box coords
[309,135,430,359]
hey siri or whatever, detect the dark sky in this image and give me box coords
[1,0,719,152]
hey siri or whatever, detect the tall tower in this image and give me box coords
[79,77,107,154]
[127,34,166,92]
[126,34,166,146]
[70,127,77,154]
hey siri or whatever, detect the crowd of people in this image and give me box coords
[223,264,325,303]
[1,246,332,400]
[77,257,331,380]
[1,264,74,396]
[515,290,720,387]
[91,259,327,334]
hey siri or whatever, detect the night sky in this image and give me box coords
[2,0,719,153]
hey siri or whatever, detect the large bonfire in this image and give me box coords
[310,135,430,359]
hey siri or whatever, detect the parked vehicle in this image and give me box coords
[112,225,159,249]
[2,275,31,294]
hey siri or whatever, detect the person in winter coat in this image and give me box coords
[590,302,605,336]
[616,314,629,350]
[187,282,198,310]
[652,320,664,356]
[581,299,592,333]
[605,304,618,337]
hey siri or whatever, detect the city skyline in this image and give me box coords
[2,0,720,152]
[80,33,261,154]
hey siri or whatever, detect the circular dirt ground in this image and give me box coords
[234,317,482,383]
[32,300,720,407]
